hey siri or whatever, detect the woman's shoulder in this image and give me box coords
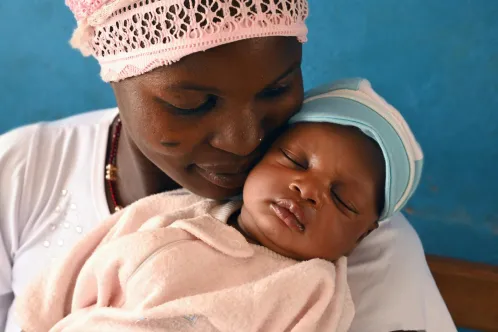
[1,107,117,146]
[0,108,119,239]
[47,108,118,128]
[0,108,117,165]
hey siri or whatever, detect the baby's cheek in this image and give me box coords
[247,165,280,193]
[313,227,351,260]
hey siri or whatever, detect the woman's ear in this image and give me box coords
[357,221,379,243]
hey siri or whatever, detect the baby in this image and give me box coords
[16,79,423,332]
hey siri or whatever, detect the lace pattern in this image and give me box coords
[68,0,309,82]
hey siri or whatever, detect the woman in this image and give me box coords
[0,1,455,331]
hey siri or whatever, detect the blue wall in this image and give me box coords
[1,1,497,266]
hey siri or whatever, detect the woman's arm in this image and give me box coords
[14,193,208,331]
[14,214,119,332]
[0,126,38,331]
[347,214,456,332]
[0,234,13,332]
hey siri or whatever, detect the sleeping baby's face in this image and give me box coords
[239,123,385,261]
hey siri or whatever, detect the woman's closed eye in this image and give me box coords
[280,148,307,169]
[156,95,218,116]
[257,64,300,100]
[258,84,291,99]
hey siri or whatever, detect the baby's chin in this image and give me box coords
[238,205,310,260]
[267,244,307,261]
[239,206,348,262]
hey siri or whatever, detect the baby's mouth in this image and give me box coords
[270,198,306,232]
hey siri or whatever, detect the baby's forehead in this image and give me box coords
[282,122,372,145]
[278,122,385,176]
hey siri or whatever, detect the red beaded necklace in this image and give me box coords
[105,117,123,212]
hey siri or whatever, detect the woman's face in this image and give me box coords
[112,37,303,199]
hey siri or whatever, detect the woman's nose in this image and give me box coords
[210,104,264,156]
[289,179,325,209]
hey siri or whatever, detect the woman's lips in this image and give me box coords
[270,199,306,232]
[195,165,248,189]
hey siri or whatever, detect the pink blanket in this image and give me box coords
[16,191,354,332]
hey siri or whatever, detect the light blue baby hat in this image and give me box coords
[289,78,424,221]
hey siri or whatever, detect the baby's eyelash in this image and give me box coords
[331,190,359,214]
[280,148,306,169]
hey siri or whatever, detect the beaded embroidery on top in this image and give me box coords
[66,0,309,82]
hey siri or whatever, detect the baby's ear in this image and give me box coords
[356,221,379,243]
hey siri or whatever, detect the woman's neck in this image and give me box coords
[108,121,180,208]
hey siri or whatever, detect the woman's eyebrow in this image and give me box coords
[264,61,301,87]
[166,83,221,94]
[163,61,300,93]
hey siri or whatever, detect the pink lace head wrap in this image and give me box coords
[67,0,309,82]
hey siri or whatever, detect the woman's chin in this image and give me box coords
[185,182,242,200]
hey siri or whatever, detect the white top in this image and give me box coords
[0,109,457,332]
